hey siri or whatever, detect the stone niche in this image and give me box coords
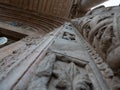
[0,27,27,48]
[27,52,104,90]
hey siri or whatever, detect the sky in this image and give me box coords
[93,0,120,9]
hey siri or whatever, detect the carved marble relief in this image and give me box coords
[72,6,120,90]
[27,52,93,90]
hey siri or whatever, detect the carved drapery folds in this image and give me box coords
[27,53,93,90]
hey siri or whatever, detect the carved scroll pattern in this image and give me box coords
[27,53,93,90]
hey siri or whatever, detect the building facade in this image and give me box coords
[0,0,119,90]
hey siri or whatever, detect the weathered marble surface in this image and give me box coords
[27,52,93,90]
[27,23,109,90]
[0,21,111,90]
[72,6,120,90]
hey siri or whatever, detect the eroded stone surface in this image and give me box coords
[28,52,93,90]
[72,6,120,90]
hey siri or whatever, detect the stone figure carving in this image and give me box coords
[72,6,120,90]
[73,10,120,71]
[27,53,93,90]
[51,61,92,90]
[106,14,120,72]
